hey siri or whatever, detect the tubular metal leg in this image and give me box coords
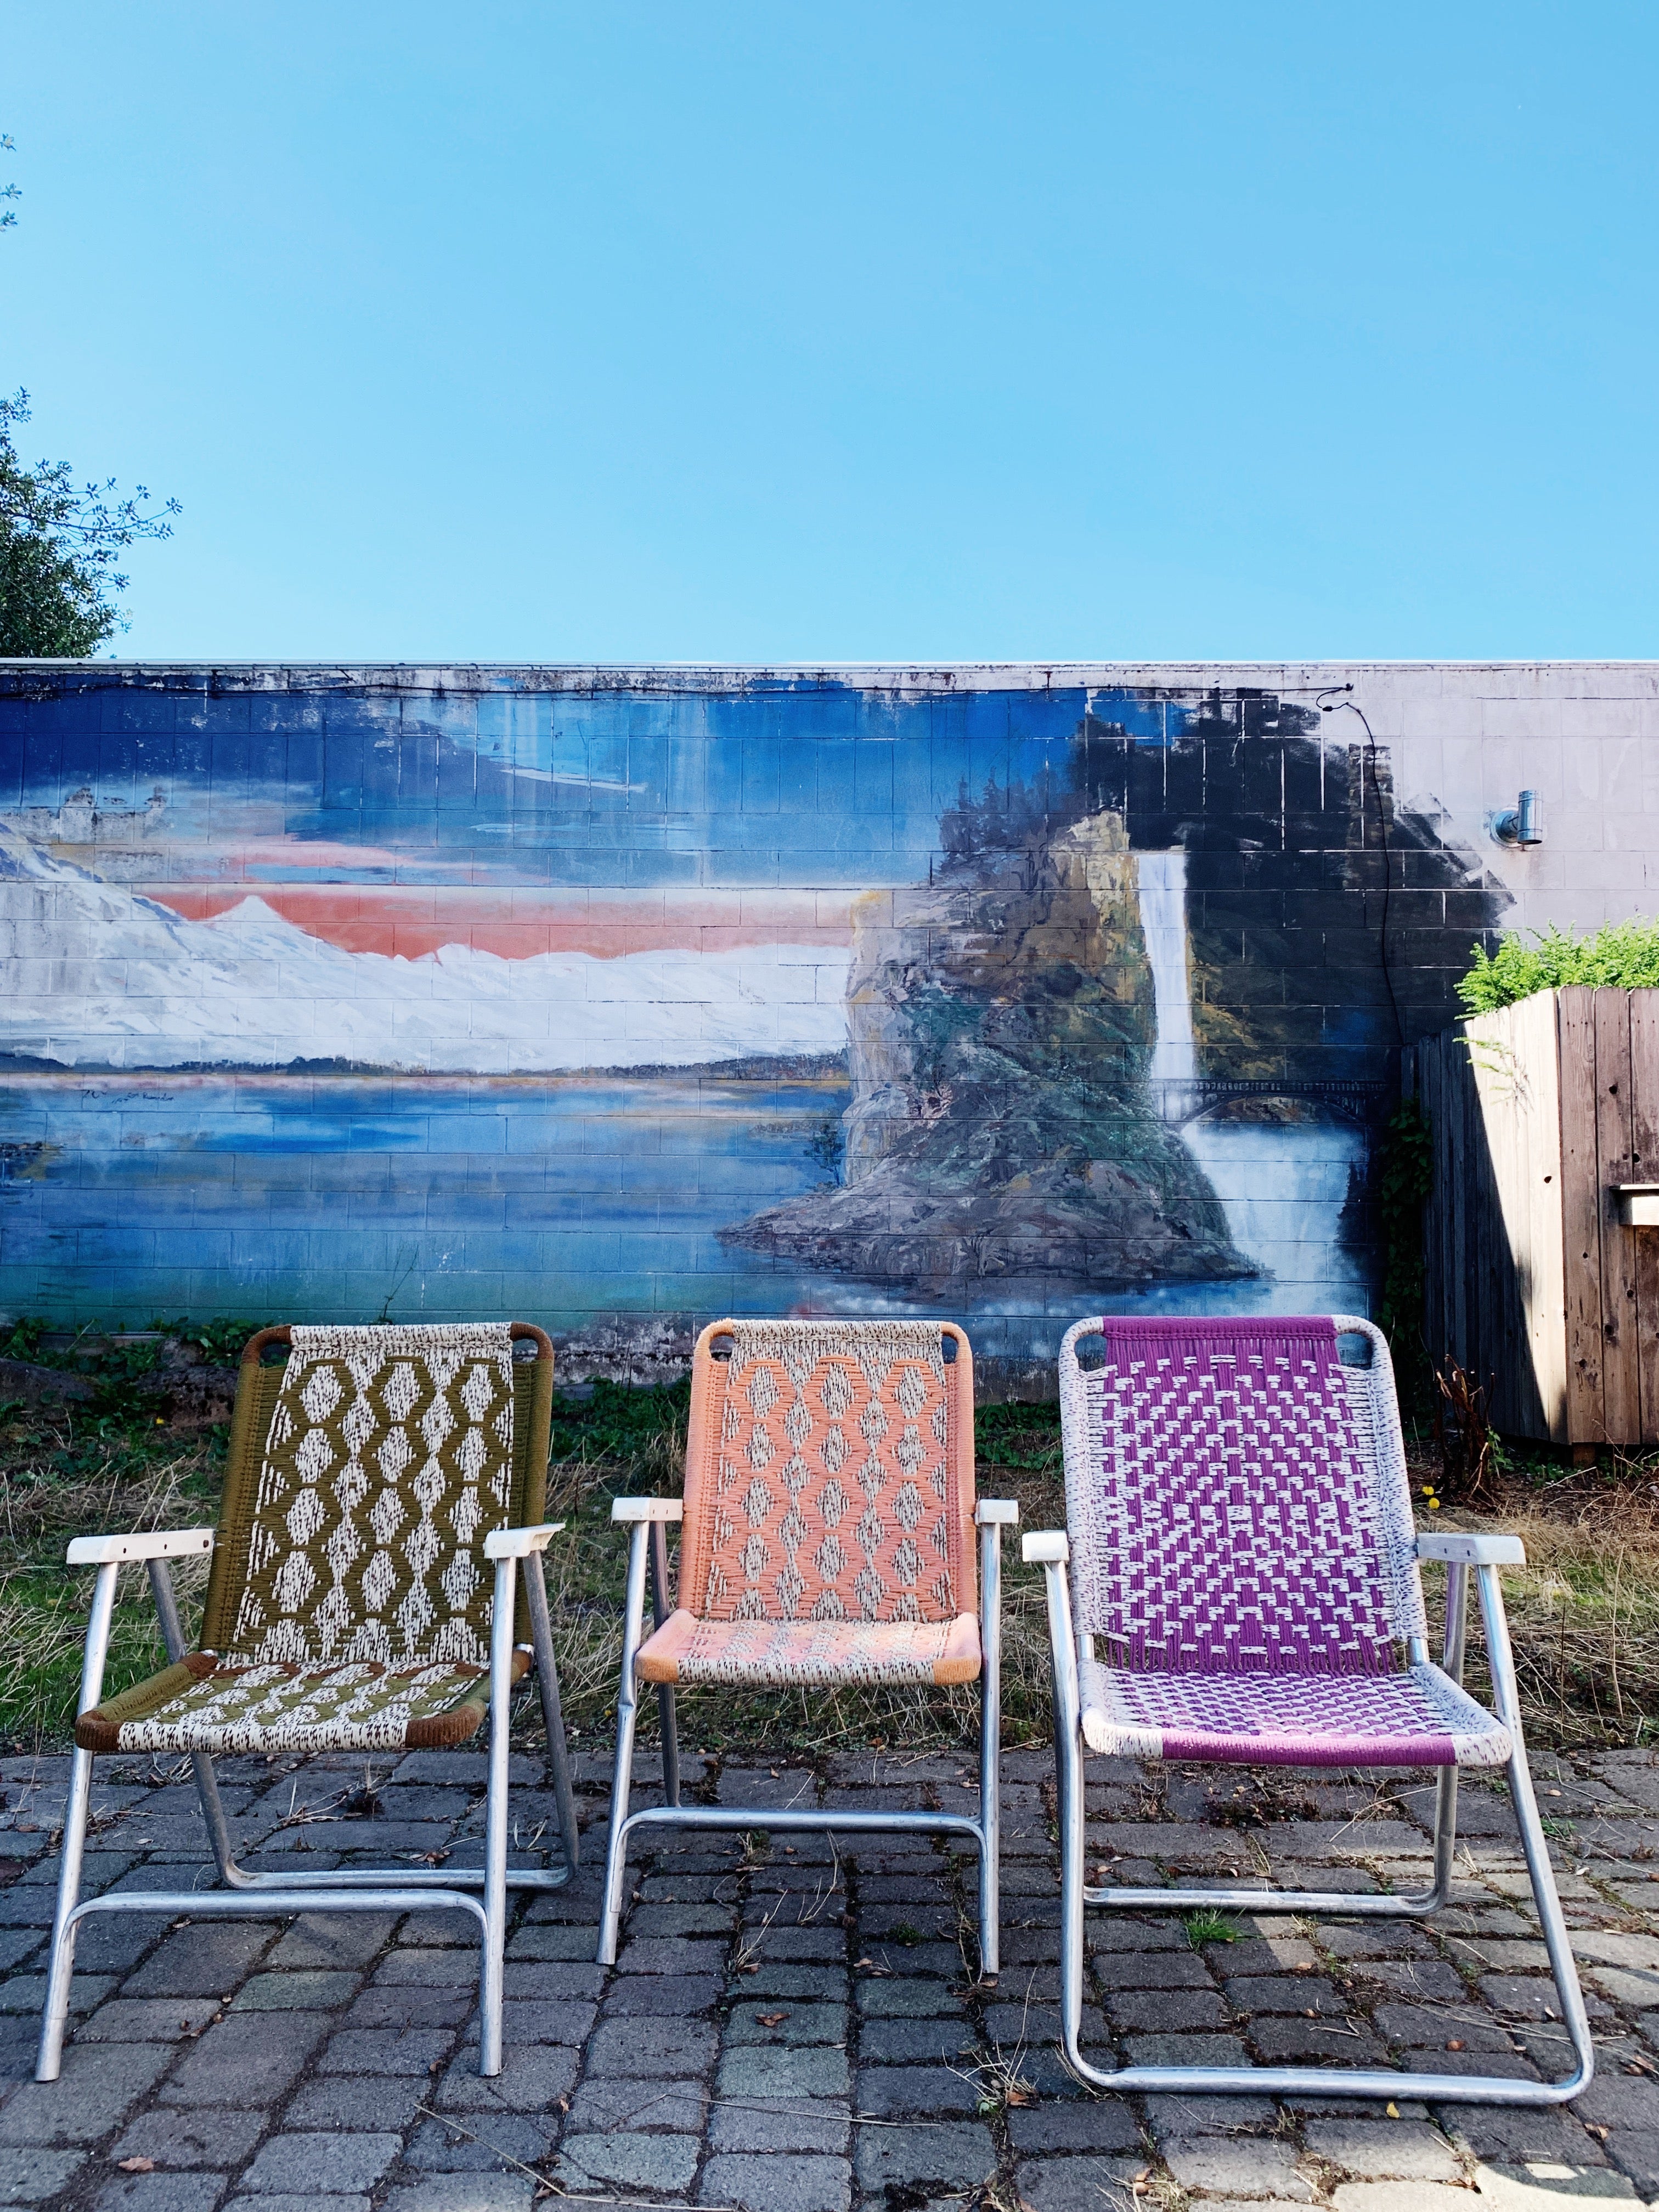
[479,1556,516,2078]
[977,1519,1002,1982]
[144,1558,252,1891]
[1427,1561,1469,1909]
[523,1550,579,1871]
[1040,1551,1595,2106]
[597,1523,651,1965]
[36,1562,118,2082]
[647,1521,680,1808]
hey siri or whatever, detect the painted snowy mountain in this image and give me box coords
[0,828,851,1073]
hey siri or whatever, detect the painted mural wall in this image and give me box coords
[0,661,1652,1370]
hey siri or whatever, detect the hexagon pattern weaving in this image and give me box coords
[679,1321,970,1626]
[1078,1317,1422,1674]
[222,1323,517,1669]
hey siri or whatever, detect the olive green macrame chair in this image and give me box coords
[37,1321,577,2084]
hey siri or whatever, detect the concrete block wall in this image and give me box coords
[0,659,1654,1368]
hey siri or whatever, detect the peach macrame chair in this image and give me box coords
[597,1317,1017,1973]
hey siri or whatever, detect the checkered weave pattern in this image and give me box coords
[222,1323,517,1671]
[1066,1316,1424,1675]
[678,1321,972,1626]
[1077,1650,1509,1768]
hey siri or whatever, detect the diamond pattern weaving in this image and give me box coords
[1090,1318,1404,1674]
[223,1322,516,1669]
[680,1321,965,1625]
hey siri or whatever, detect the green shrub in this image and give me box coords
[1458,918,1659,1015]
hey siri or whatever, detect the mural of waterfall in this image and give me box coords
[1134,848,1369,1313]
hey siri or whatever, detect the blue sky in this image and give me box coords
[6,2,1658,662]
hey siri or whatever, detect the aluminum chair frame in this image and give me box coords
[597,1493,1019,1974]
[37,1330,579,2086]
[1024,1318,1594,2108]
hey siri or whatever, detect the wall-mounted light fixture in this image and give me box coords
[1492,790,1544,847]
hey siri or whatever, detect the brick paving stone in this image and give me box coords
[239,2131,401,2192]
[1301,2120,1460,2179]
[0,2041,173,2143]
[720,2045,850,2099]
[1143,2094,1282,2136]
[854,2117,996,2193]
[436,2044,579,2108]
[855,1977,964,2018]
[557,2130,701,2192]
[1122,2033,1251,2068]
[1599,2129,1659,2194]
[110,2104,267,2167]
[75,1997,223,2041]
[1006,2101,1142,2152]
[752,1965,853,2000]
[1014,2154,1147,2212]
[234,1968,362,2011]
[588,2014,718,2075]
[286,2078,431,2131]
[318,2027,453,2074]
[223,2197,370,2212]
[120,1922,277,1996]
[708,2098,849,2154]
[854,2066,981,2116]
[602,1972,722,2015]
[0,2146,85,2201]
[726,2001,848,2045]
[859,2017,979,2063]
[1224,1974,1348,2013]
[1373,2004,1516,2051]
[701,2151,851,2211]
[159,2010,331,2103]
[1332,2186,1477,2212]
[91,2171,226,2211]
[1094,1947,1214,1990]
[407,2111,557,2173]
[383,2180,533,2211]
[1440,2108,1604,2165]
[0,1971,116,2016]
[1349,1962,1470,2003]
[1107,1987,1228,2032]
[266,1915,397,1969]
[1250,2016,1392,2065]
[566,2078,709,2134]
[1165,2137,1318,2198]
[341,1984,473,2028]
[493,1997,599,2044]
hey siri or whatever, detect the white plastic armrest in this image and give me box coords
[975,1499,1020,1526]
[65,1528,215,1568]
[610,1497,684,1523]
[1416,1531,1526,1567]
[1022,1531,1070,1565]
[483,1521,566,1561]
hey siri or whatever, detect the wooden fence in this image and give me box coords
[1410,986,1659,1447]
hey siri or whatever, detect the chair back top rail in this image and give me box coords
[678,1318,977,1627]
[1057,1313,1425,1673]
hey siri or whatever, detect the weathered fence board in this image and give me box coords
[1415,986,1659,1448]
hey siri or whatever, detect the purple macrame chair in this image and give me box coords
[1024,1313,1593,2107]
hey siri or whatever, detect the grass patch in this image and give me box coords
[5,1331,1659,1759]
[1183,1910,1240,1948]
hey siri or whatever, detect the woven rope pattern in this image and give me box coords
[1078,1652,1509,1768]
[111,1657,494,1755]
[684,1321,964,1625]
[1059,1315,1425,1672]
[225,1322,516,1670]
[655,1617,968,1685]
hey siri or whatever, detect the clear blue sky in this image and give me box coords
[6,2,1657,663]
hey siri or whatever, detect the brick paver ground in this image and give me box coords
[1,1744,1658,2211]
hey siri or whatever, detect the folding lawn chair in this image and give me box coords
[37,1321,578,2083]
[597,1318,1018,1973]
[1024,1313,1593,2106]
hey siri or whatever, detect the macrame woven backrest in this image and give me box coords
[205,1323,524,1670]
[1058,1314,1424,1675]
[679,1319,975,1625]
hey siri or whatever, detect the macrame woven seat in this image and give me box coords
[632,1317,979,1686]
[77,1323,548,1756]
[1061,1315,1509,1770]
